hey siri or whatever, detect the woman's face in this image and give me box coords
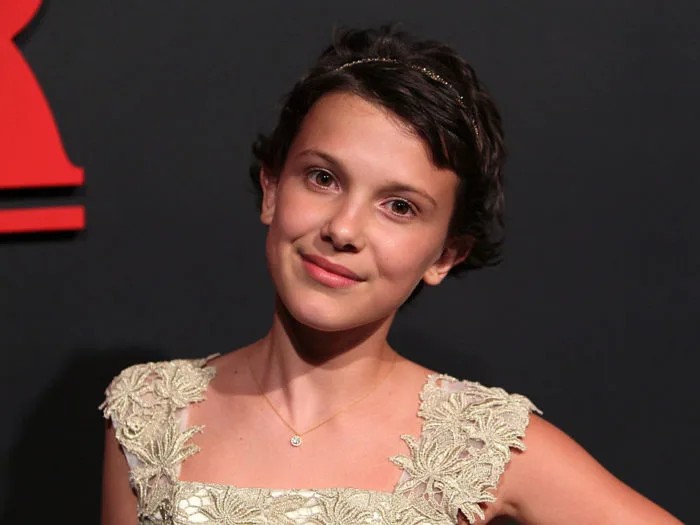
[260,92,467,332]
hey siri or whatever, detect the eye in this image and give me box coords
[385,199,417,218]
[307,169,337,189]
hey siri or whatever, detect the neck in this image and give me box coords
[247,295,397,423]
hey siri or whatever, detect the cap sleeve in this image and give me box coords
[391,374,541,524]
[98,356,217,519]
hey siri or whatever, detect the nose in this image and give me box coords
[320,199,366,252]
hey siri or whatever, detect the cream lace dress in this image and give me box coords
[99,356,540,525]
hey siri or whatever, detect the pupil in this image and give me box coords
[394,201,408,214]
[318,173,330,185]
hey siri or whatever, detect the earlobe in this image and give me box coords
[422,236,474,286]
[259,167,277,225]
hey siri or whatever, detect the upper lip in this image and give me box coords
[301,253,364,281]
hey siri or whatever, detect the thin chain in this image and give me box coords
[247,349,397,439]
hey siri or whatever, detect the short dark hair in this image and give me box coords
[250,24,506,284]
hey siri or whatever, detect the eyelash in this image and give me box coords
[305,169,418,219]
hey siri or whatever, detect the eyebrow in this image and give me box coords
[295,149,438,207]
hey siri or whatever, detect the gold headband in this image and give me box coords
[335,57,480,140]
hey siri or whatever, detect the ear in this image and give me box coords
[259,166,278,226]
[422,235,474,286]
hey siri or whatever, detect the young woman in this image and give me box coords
[100,26,682,525]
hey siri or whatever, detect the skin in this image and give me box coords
[101,92,682,525]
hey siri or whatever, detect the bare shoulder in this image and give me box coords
[204,343,262,390]
[392,352,437,380]
[495,414,682,525]
[387,354,440,398]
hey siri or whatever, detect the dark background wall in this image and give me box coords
[1,1,698,523]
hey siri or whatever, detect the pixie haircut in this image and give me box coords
[250,25,506,283]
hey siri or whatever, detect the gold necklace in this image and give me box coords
[247,350,397,447]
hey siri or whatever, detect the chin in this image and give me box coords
[277,287,390,333]
[282,292,363,332]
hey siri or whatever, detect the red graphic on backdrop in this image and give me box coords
[0,0,85,233]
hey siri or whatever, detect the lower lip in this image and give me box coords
[301,258,362,289]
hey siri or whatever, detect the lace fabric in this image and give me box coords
[100,357,540,524]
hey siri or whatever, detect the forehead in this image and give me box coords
[287,92,459,195]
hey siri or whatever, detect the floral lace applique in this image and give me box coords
[391,374,542,523]
[100,360,540,524]
[99,356,217,521]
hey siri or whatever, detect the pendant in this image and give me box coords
[290,435,302,447]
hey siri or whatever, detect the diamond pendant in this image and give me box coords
[290,435,302,447]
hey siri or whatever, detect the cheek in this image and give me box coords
[373,227,444,280]
[270,182,324,241]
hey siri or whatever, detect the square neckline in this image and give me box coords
[175,364,448,497]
